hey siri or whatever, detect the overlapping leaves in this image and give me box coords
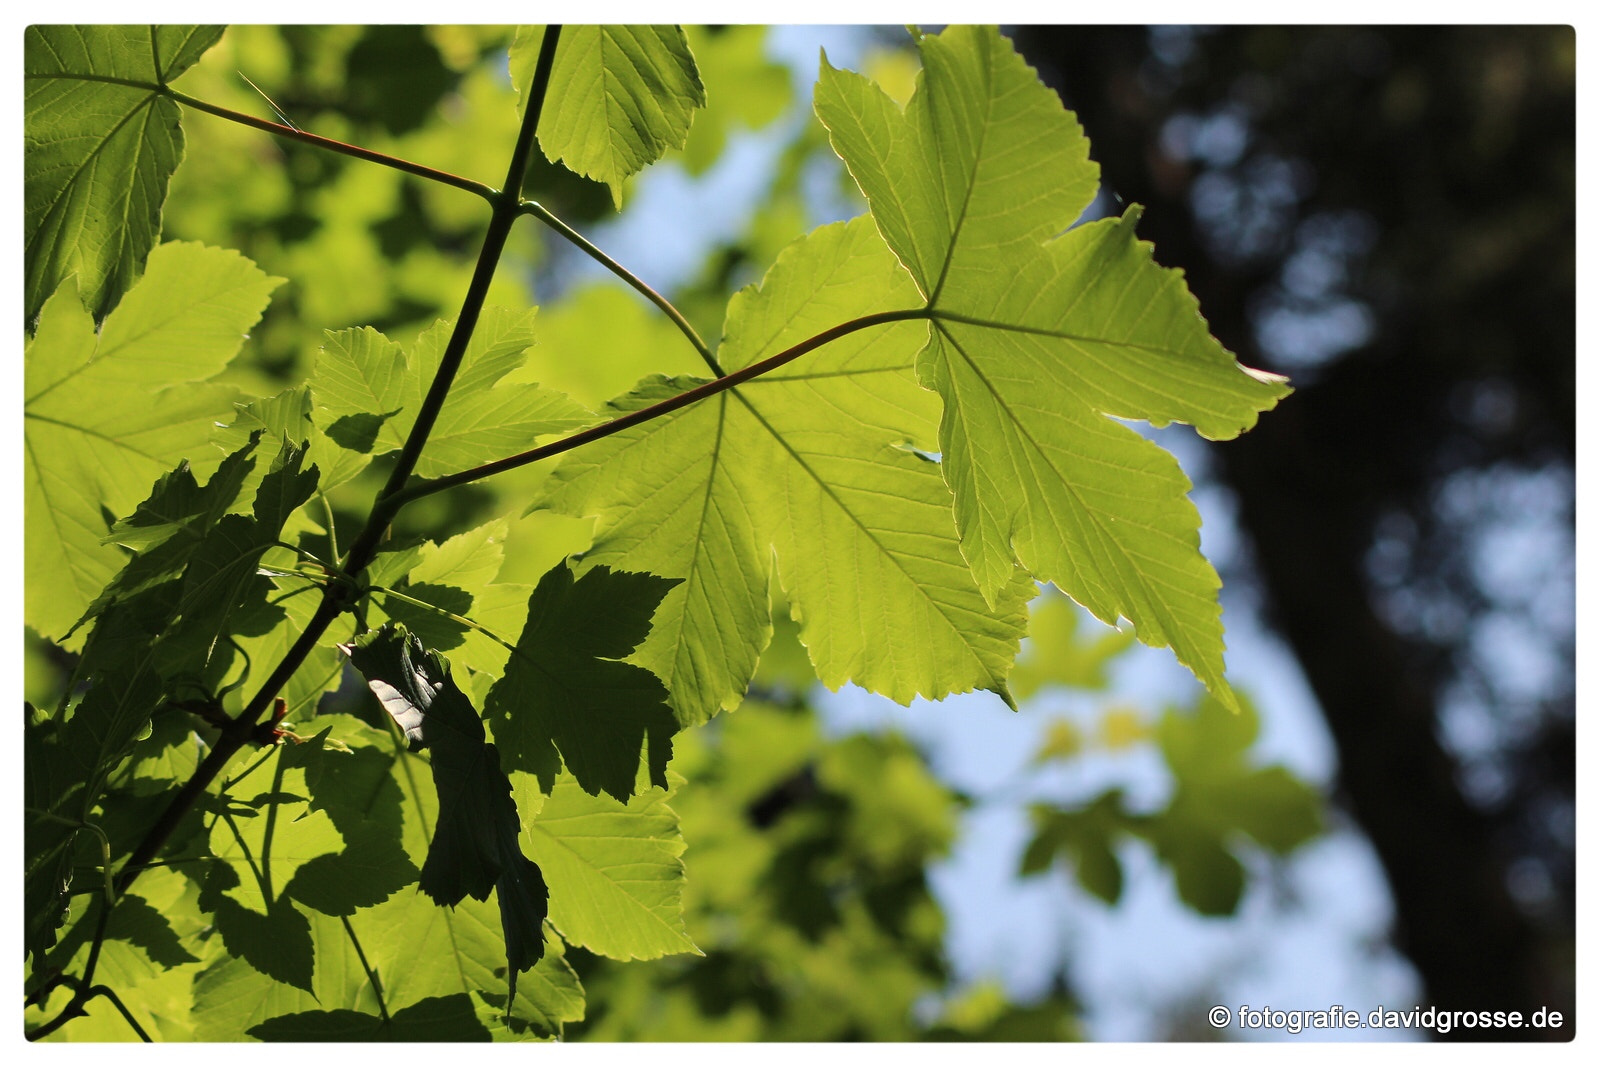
[816,25,1292,707]
[24,241,281,643]
[23,21,1293,1043]
[541,215,1032,726]
[310,308,593,480]
[344,625,550,992]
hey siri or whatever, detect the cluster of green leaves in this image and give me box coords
[24,23,1290,1041]
[1004,595,1323,916]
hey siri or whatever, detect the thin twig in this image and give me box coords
[520,199,722,374]
[166,88,495,202]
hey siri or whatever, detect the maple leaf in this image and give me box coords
[816,25,1292,707]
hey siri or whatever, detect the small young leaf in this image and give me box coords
[518,25,706,208]
[310,309,592,478]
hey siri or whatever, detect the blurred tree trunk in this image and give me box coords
[1009,25,1574,1036]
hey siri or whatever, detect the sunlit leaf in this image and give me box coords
[542,216,1030,726]
[24,242,281,642]
[521,772,697,961]
[310,308,592,478]
[518,25,706,207]
[24,25,223,322]
[816,25,1292,708]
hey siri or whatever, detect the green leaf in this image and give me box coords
[372,748,584,1038]
[208,795,342,917]
[279,718,418,916]
[205,889,317,994]
[815,26,1291,708]
[214,386,373,493]
[486,564,680,802]
[191,908,377,1040]
[362,898,584,1040]
[344,624,548,985]
[152,440,320,688]
[542,216,1031,725]
[521,772,697,961]
[1156,694,1323,857]
[76,439,260,635]
[247,995,492,1042]
[1010,593,1138,699]
[193,726,579,1041]
[25,242,282,643]
[103,443,257,553]
[310,309,592,478]
[1020,793,1131,904]
[24,25,224,322]
[519,25,706,208]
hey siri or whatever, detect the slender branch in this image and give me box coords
[390,307,932,506]
[96,985,154,1042]
[340,25,564,578]
[107,28,569,913]
[520,199,721,374]
[113,593,343,900]
[165,88,496,203]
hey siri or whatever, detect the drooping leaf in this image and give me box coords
[24,242,282,642]
[376,753,585,1039]
[815,25,1292,708]
[24,25,224,323]
[541,216,1031,726]
[310,308,592,478]
[521,772,697,961]
[344,624,548,983]
[485,563,680,802]
[517,25,706,207]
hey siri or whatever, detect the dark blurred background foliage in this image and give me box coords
[1009,25,1574,1032]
